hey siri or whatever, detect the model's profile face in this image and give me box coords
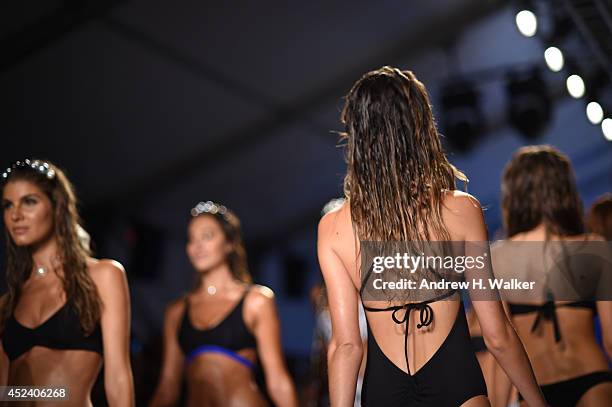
[187,215,231,273]
[2,179,54,247]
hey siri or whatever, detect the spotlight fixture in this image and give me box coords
[516,10,538,37]
[506,67,552,139]
[582,69,610,127]
[602,118,612,141]
[440,80,484,152]
[544,46,564,72]
[566,74,586,98]
[586,101,604,125]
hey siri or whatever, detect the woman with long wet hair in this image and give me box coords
[149,201,297,407]
[317,67,546,406]
[0,159,134,405]
[494,146,612,406]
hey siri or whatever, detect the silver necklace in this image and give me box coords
[35,265,48,277]
[34,256,60,278]
[206,285,217,295]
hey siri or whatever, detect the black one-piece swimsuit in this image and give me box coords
[359,286,487,406]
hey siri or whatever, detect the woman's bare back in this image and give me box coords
[321,191,480,375]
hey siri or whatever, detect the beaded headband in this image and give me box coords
[1,159,56,182]
[191,200,230,221]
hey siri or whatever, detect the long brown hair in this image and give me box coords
[341,66,467,242]
[190,207,252,287]
[501,145,584,237]
[0,160,101,335]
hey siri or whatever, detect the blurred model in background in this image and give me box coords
[150,201,297,407]
[493,146,612,406]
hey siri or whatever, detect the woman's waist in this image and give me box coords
[526,341,610,384]
[8,355,100,401]
[9,348,102,378]
[185,365,262,399]
[185,352,258,381]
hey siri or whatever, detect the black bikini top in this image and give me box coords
[508,300,597,342]
[1,301,103,361]
[178,288,257,359]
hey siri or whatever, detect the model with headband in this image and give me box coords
[0,159,135,405]
[149,201,298,407]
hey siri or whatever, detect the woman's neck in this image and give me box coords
[31,236,60,270]
[197,263,241,294]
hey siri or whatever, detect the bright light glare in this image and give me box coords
[586,102,604,124]
[544,47,564,72]
[516,10,538,37]
[602,118,612,141]
[566,75,585,98]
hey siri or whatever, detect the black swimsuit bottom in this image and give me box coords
[517,371,612,406]
[360,290,487,406]
[510,301,612,405]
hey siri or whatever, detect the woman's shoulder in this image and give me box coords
[441,190,482,212]
[87,258,127,284]
[318,199,351,242]
[243,284,275,313]
[245,284,275,303]
[440,190,485,238]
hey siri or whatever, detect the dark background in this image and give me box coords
[1,0,611,404]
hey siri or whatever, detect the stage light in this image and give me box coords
[566,74,585,98]
[440,80,484,152]
[586,102,604,125]
[544,47,564,72]
[516,10,537,37]
[506,68,552,139]
[602,118,612,141]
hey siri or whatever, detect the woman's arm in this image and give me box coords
[467,306,514,407]
[471,301,545,407]
[92,260,135,407]
[0,342,8,386]
[0,295,8,386]
[148,299,186,407]
[249,286,298,407]
[456,194,547,407]
[317,213,363,407]
[491,358,514,407]
[597,300,612,361]
[489,301,516,407]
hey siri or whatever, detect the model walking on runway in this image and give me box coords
[317,67,547,406]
